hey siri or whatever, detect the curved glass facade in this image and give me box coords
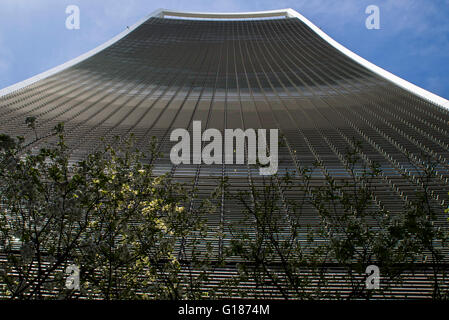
[1,15,449,298]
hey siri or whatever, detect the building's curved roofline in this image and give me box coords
[157,9,290,19]
[283,9,449,111]
[1,8,448,110]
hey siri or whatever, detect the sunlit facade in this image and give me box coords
[1,9,449,298]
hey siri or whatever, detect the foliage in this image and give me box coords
[0,123,211,299]
[225,144,449,300]
[309,146,415,299]
[223,171,321,299]
[0,120,447,300]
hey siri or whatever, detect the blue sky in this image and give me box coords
[1,0,448,99]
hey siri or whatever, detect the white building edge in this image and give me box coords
[1,8,448,111]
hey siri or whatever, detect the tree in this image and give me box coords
[223,169,323,299]
[225,144,449,300]
[0,122,212,299]
[395,158,449,299]
[309,146,407,299]
[0,123,94,298]
[1,120,447,300]
[310,145,449,300]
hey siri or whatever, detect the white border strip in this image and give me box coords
[0,8,164,98]
[2,8,448,111]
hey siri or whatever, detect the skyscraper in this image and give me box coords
[1,9,448,299]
